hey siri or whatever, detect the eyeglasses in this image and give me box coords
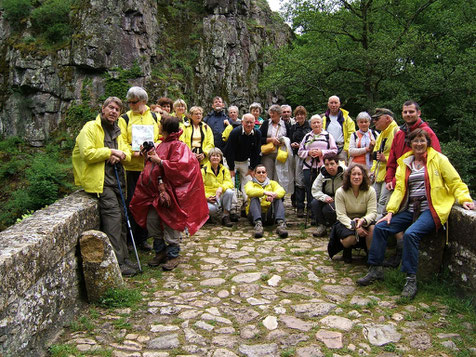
[127,100,140,105]
[256,171,266,174]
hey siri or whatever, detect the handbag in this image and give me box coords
[261,142,275,155]
[276,145,288,163]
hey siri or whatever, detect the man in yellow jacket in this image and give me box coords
[322,95,355,162]
[118,87,160,252]
[72,97,135,276]
[370,108,399,216]
[245,164,288,239]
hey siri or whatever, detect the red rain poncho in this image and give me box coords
[129,130,208,236]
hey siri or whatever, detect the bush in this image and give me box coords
[2,0,32,28]
[30,0,72,43]
[441,140,476,196]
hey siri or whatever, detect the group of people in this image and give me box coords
[72,87,474,300]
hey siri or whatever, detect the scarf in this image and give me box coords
[252,176,270,188]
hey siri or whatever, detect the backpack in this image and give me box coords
[121,112,158,125]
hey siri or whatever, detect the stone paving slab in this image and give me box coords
[48,199,476,356]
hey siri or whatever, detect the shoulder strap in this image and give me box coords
[325,133,330,149]
[121,113,129,125]
[151,112,157,123]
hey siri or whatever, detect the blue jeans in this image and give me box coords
[368,209,436,274]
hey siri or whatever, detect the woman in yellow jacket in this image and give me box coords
[201,148,236,227]
[182,106,214,166]
[357,129,474,299]
[245,164,288,239]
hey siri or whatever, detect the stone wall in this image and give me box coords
[0,191,99,357]
[444,205,476,293]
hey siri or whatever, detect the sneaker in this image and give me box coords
[401,274,417,299]
[276,220,288,238]
[221,215,233,227]
[254,220,264,238]
[313,224,327,237]
[356,266,384,286]
[137,240,153,252]
[148,251,167,267]
[119,264,137,277]
[162,256,180,271]
[297,208,304,218]
[230,212,240,222]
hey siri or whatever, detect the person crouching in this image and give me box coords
[245,164,288,239]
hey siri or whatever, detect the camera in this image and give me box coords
[142,141,155,153]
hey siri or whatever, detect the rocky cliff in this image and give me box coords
[0,0,292,146]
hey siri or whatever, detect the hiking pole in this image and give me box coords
[114,164,142,272]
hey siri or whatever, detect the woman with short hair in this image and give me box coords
[349,111,377,169]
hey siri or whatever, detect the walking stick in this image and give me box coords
[114,164,142,272]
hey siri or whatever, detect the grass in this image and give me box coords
[96,288,142,309]
[70,316,95,332]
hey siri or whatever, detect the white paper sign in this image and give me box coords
[131,125,154,151]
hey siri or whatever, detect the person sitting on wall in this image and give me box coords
[129,115,208,271]
[357,129,474,299]
[202,148,236,227]
[244,164,288,239]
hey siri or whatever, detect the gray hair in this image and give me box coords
[356,111,371,122]
[126,87,148,102]
[228,105,239,113]
[102,97,123,111]
[208,147,224,160]
[328,95,340,103]
[242,113,255,122]
[268,104,282,115]
[249,102,263,113]
[310,114,322,123]
[281,104,292,111]
[189,106,203,115]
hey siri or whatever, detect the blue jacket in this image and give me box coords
[204,110,229,150]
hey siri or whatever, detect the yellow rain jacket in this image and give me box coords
[182,122,215,166]
[387,147,472,227]
[370,120,399,182]
[72,115,131,194]
[244,179,286,213]
[201,162,234,198]
[118,106,160,172]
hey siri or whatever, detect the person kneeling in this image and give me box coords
[202,148,236,227]
[245,165,288,239]
[328,164,377,263]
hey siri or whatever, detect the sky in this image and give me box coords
[267,0,282,12]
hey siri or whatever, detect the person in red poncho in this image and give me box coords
[129,115,209,271]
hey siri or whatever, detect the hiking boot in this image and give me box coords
[356,266,384,286]
[230,212,240,222]
[313,224,327,237]
[297,208,304,218]
[343,248,352,263]
[205,216,214,224]
[119,264,137,277]
[401,274,418,299]
[221,215,233,227]
[276,220,288,238]
[383,243,403,268]
[162,256,180,271]
[137,240,153,252]
[254,220,264,238]
[148,251,167,267]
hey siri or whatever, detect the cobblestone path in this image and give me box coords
[50,200,475,357]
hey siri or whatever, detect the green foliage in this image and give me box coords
[49,344,78,357]
[30,0,73,44]
[2,0,32,28]
[97,288,142,309]
[261,0,476,150]
[102,62,143,101]
[441,141,476,195]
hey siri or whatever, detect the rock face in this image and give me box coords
[79,230,124,303]
[0,0,292,145]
